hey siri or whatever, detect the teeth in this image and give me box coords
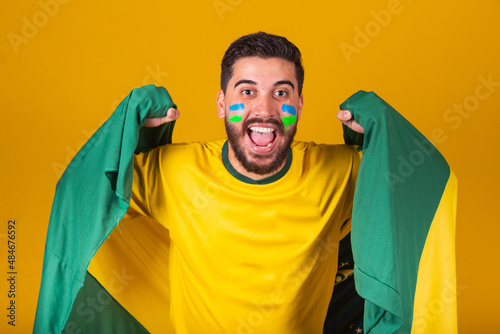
[258,142,273,148]
[249,126,275,133]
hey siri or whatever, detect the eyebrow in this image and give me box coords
[274,80,295,91]
[234,79,295,90]
[234,79,257,88]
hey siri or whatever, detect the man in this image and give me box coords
[122,32,363,333]
[144,32,363,177]
[34,32,457,334]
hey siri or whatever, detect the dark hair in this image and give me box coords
[220,32,304,96]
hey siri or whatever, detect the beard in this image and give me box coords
[225,116,296,176]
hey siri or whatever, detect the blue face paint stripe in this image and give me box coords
[282,104,296,116]
[229,103,244,111]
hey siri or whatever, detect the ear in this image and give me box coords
[216,89,226,119]
[296,94,304,121]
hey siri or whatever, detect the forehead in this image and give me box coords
[230,57,296,85]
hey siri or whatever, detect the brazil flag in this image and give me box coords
[33,85,178,333]
[33,88,457,333]
[341,91,458,333]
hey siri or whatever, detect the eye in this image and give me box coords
[275,90,287,98]
[242,89,254,96]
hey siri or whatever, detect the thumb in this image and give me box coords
[336,109,364,133]
[336,110,352,122]
[144,108,180,127]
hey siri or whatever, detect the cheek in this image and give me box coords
[281,104,297,129]
[281,115,297,129]
[281,104,297,116]
[229,115,242,123]
[228,103,245,123]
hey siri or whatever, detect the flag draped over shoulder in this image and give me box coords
[33,85,176,334]
[341,91,458,333]
[34,88,457,333]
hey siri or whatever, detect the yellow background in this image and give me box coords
[1,0,498,333]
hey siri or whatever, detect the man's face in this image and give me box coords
[217,57,304,177]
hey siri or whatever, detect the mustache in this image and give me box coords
[242,117,285,135]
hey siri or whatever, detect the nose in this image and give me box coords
[251,95,276,119]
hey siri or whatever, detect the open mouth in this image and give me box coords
[246,125,278,152]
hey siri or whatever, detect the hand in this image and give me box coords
[336,110,364,134]
[144,107,180,127]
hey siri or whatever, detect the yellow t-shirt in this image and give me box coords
[89,138,360,334]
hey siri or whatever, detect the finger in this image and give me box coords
[166,108,180,121]
[346,119,365,134]
[336,109,364,133]
[144,108,180,127]
[336,110,352,122]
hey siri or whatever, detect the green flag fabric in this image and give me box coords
[341,91,457,333]
[33,85,176,333]
[34,88,456,333]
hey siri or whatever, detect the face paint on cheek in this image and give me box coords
[281,104,297,129]
[228,115,242,123]
[228,103,244,122]
[282,104,296,116]
[282,116,297,129]
[229,103,244,111]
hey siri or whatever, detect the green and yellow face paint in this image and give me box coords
[228,103,244,123]
[281,104,297,129]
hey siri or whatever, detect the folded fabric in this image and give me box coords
[34,88,457,334]
[341,91,457,333]
[33,85,176,333]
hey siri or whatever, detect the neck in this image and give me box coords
[227,143,287,181]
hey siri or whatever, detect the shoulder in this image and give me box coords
[160,139,224,159]
[287,141,360,198]
[289,141,360,183]
[291,141,360,166]
[134,139,225,169]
